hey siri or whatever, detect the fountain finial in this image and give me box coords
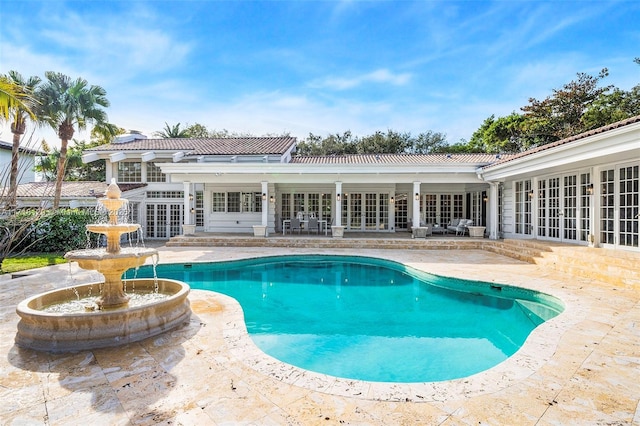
[106,178,122,199]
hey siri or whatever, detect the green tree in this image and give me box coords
[35,72,112,208]
[581,86,640,130]
[36,126,123,182]
[356,130,412,154]
[0,75,30,120]
[296,131,358,155]
[468,113,527,153]
[521,69,612,145]
[183,122,211,138]
[153,122,189,138]
[409,131,449,154]
[1,71,41,208]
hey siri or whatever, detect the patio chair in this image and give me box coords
[307,217,319,234]
[289,218,302,234]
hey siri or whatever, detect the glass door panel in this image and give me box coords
[364,193,377,230]
[563,175,577,240]
[169,204,182,237]
[548,178,561,239]
[349,193,362,229]
[619,165,639,247]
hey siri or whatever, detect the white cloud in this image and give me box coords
[311,69,412,91]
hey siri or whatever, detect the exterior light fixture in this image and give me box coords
[414,193,420,201]
[262,193,267,201]
[390,196,395,203]
[483,195,488,202]
[336,193,341,201]
[190,208,195,214]
[269,195,275,203]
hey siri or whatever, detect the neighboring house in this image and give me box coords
[82,118,640,252]
[0,140,42,185]
[13,181,147,210]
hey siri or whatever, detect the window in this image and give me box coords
[146,191,183,199]
[117,161,141,182]
[227,192,240,212]
[212,192,226,212]
[146,162,167,182]
[211,192,262,213]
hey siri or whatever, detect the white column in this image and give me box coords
[589,166,597,247]
[531,177,538,238]
[488,182,499,240]
[335,181,343,227]
[261,181,268,226]
[183,181,192,225]
[412,181,421,228]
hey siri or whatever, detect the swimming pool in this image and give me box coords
[127,255,563,382]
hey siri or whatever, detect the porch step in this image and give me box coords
[488,239,640,287]
[167,234,488,251]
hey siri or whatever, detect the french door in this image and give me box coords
[537,173,590,243]
[601,164,639,248]
[342,192,390,231]
[146,203,183,239]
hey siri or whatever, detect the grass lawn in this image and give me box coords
[1,253,67,274]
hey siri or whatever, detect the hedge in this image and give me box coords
[3,208,106,253]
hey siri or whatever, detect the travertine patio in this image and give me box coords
[1,244,639,425]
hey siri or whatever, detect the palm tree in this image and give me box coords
[0,76,23,120]
[36,72,111,208]
[2,71,41,209]
[153,122,190,138]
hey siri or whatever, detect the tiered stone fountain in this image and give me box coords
[15,179,191,352]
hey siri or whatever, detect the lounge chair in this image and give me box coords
[447,219,473,236]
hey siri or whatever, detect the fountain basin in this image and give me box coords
[15,278,191,353]
[65,247,158,272]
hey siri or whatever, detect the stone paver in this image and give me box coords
[1,245,639,425]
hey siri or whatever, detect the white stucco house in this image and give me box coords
[0,140,42,186]
[82,116,640,252]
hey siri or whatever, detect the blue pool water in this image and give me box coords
[126,255,563,382]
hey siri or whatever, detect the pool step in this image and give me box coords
[488,239,640,287]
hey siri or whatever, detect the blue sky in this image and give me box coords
[2,0,639,148]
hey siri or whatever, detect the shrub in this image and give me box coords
[5,208,103,253]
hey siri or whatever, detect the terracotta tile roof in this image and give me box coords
[291,153,514,165]
[87,137,297,156]
[12,182,146,198]
[483,114,640,169]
